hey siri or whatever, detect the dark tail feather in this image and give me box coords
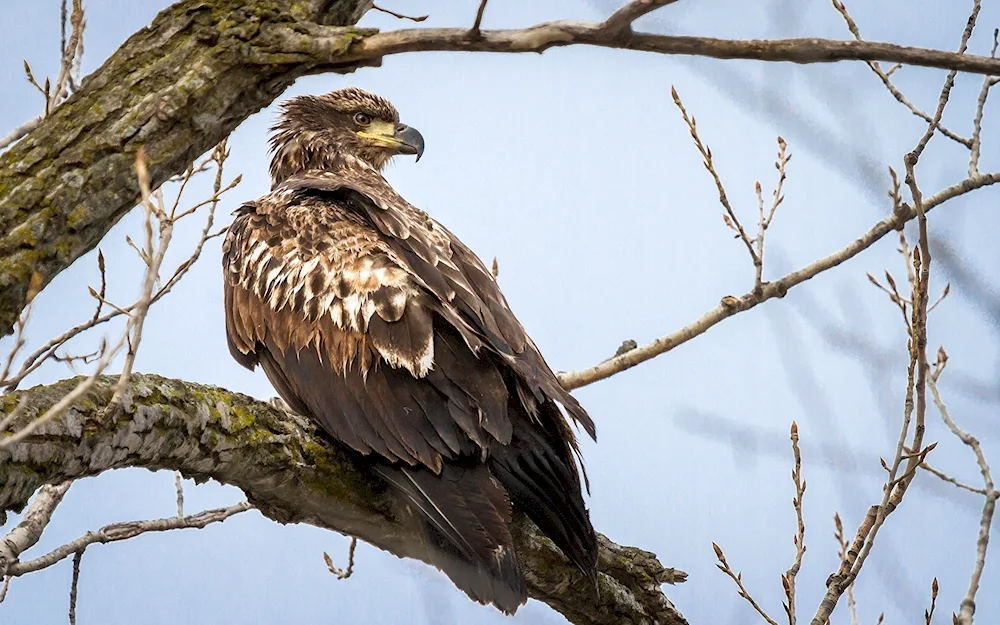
[376,464,527,614]
[489,400,599,589]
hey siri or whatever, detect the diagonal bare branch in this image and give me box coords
[558,171,1000,390]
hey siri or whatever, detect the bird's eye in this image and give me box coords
[354,113,372,126]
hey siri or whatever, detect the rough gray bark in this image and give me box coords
[0,0,375,336]
[0,374,688,625]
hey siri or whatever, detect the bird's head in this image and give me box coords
[268,87,425,184]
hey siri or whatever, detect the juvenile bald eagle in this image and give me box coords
[222,87,598,612]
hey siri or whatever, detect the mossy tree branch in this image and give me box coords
[0,0,375,336]
[0,373,688,625]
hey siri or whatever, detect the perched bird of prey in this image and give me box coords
[222,87,598,612]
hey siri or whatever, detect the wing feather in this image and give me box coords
[283,171,594,437]
[223,163,598,593]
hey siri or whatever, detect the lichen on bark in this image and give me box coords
[0,0,374,337]
[0,373,687,625]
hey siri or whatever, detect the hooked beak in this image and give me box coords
[392,123,425,162]
[358,121,425,162]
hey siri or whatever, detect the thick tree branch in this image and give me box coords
[0,0,374,337]
[268,23,1000,76]
[0,374,687,625]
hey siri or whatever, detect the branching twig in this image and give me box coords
[924,577,938,625]
[969,28,999,177]
[671,86,758,264]
[809,13,976,610]
[831,0,970,147]
[0,140,237,443]
[8,503,252,577]
[371,3,428,22]
[927,376,996,625]
[601,0,683,36]
[0,333,126,450]
[782,422,807,625]
[0,482,73,577]
[920,461,987,496]
[754,137,791,295]
[103,149,176,414]
[0,273,41,385]
[832,513,859,625]
[557,169,1000,390]
[323,537,359,580]
[470,0,489,36]
[68,548,84,625]
[0,142,236,393]
[713,542,780,625]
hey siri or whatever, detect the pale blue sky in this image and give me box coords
[1,1,998,624]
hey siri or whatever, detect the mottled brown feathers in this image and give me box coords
[223,88,598,613]
[269,88,402,185]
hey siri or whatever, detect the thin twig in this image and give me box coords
[832,513,859,625]
[830,0,970,147]
[924,577,938,625]
[90,250,106,324]
[470,0,489,35]
[920,461,987,496]
[0,272,41,385]
[8,503,252,576]
[0,144,237,392]
[782,421,807,625]
[927,376,996,625]
[60,0,68,65]
[68,548,84,625]
[671,86,758,263]
[0,333,126,450]
[969,28,999,177]
[0,482,73,577]
[323,537,358,580]
[713,543,780,625]
[371,3,428,22]
[754,137,791,295]
[809,6,974,612]
[909,0,981,163]
[602,0,683,36]
[174,472,185,517]
[0,115,42,151]
[50,0,85,112]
